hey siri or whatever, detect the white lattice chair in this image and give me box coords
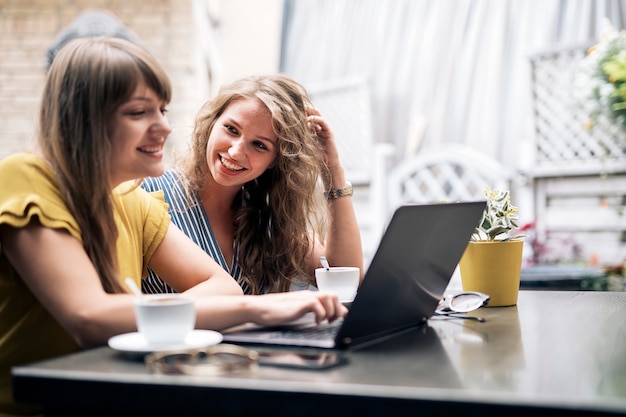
[378,144,513,290]
[307,77,395,262]
[385,144,512,228]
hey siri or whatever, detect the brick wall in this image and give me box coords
[0,0,208,163]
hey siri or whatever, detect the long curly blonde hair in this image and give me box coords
[183,74,329,293]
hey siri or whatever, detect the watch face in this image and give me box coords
[449,292,489,312]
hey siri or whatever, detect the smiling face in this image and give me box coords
[107,81,171,187]
[205,98,278,189]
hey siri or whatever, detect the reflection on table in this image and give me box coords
[12,291,626,417]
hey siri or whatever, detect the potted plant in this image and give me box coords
[459,187,526,307]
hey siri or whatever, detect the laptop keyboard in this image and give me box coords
[268,318,344,341]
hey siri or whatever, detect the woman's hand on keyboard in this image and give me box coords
[243,291,348,326]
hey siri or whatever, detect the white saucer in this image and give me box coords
[108,330,223,354]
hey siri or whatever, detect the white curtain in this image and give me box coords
[280,0,626,170]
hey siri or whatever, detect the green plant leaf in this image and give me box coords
[472,186,524,242]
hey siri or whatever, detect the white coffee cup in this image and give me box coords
[134,294,196,345]
[315,267,360,302]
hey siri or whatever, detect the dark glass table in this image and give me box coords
[12,290,626,416]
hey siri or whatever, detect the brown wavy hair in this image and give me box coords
[183,74,329,293]
[37,37,172,293]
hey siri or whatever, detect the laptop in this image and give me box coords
[222,201,486,350]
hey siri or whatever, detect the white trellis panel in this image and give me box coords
[529,44,626,177]
[529,44,626,266]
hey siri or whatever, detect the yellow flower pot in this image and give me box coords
[459,240,524,307]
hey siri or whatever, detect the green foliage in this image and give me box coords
[579,19,626,134]
[471,187,526,242]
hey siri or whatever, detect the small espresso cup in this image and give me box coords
[134,294,196,345]
[315,266,360,302]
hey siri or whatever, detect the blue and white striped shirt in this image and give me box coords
[141,169,251,294]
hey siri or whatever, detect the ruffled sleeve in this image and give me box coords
[0,153,81,243]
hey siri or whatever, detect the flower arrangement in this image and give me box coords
[577,18,626,135]
[470,187,526,242]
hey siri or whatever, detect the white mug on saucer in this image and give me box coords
[315,266,360,302]
[134,294,195,345]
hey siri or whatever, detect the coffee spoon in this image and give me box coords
[319,256,331,271]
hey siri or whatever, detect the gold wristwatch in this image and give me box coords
[324,181,353,200]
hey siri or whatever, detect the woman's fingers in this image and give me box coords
[306,106,321,117]
[253,291,346,326]
[307,114,327,135]
[313,291,347,323]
